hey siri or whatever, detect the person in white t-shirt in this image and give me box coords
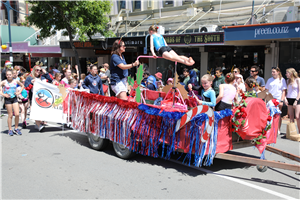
[265,67,287,134]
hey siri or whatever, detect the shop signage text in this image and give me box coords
[164,32,224,45]
[225,21,300,41]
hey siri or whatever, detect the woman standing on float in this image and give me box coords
[110,39,140,100]
[149,25,195,66]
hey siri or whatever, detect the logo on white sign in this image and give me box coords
[254,26,289,38]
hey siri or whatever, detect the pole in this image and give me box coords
[251,0,255,24]
[172,62,177,108]
[4,1,13,65]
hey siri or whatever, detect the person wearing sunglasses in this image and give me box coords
[249,65,265,91]
[24,65,52,132]
[110,39,140,100]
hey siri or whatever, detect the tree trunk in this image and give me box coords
[67,27,82,75]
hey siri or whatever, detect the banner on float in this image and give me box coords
[30,79,67,123]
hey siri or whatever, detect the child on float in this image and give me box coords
[188,74,216,108]
[17,76,30,128]
[284,68,300,132]
[0,69,24,136]
[149,25,195,66]
[215,73,237,111]
[244,77,258,97]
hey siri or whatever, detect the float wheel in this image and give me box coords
[112,142,136,159]
[87,132,109,151]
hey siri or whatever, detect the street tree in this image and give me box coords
[25,0,113,74]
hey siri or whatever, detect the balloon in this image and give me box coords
[1,45,7,50]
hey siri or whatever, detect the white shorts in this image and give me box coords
[111,78,127,96]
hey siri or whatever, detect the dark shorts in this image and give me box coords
[158,46,172,56]
[287,98,300,106]
[215,101,232,111]
[4,96,18,105]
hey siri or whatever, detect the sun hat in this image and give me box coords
[155,72,162,79]
[167,78,173,83]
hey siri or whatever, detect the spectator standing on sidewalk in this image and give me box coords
[265,67,287,133]
[285,68,300,132]
[0,70,24,136]
[213,67,225,97]
[250,65,265,91]
[82,65,104,95]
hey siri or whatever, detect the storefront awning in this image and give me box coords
[0,25,37,46]
[223,21,300,45]
[0,42,61,54]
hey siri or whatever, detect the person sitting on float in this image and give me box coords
[244,77,258,98]
[215,73,237,111]
[188,74,216,108]
[149,25,195,66]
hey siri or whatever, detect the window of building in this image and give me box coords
[147,1,152,8]
[118,0,126,12]
[10,1,19,23]
[133,0,141,10]
[183,0,195,4]
[164,0,173,6]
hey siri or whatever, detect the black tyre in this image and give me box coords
[87,132,109,151]
[112,142,136,159]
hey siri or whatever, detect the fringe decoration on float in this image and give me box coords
[66,91,230,167]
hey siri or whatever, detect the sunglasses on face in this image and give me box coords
[233,71,238,73]
[250,70,256,73]
[36,69,41,72]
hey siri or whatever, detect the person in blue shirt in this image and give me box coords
[188,74,216,108]
[82,65,104,95]
[250,65,265,91]
[110,39,140,100]
[149,25,195,66]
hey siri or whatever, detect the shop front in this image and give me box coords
[60,37,146,75]
[1,41,61,71]
[223,21,300,80]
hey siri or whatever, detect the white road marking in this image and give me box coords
[169,159,297,200]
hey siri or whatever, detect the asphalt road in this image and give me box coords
[1,108,300,199]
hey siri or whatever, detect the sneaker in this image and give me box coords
[22,121,27,128]
[8,130,13,136]
[13,129,22,135]
[38,125,45,132]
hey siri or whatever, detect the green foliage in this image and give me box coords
[128,76,134,87]
[136,64,144,84]
[135,64,144,103]
[25,1,113,41]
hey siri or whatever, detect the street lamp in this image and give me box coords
[2,1,14,65]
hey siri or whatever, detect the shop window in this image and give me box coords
[156,48,200,84]
[279,42,300,78]
[207,46,265,80]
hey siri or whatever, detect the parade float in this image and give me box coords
[61,56,299,173]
